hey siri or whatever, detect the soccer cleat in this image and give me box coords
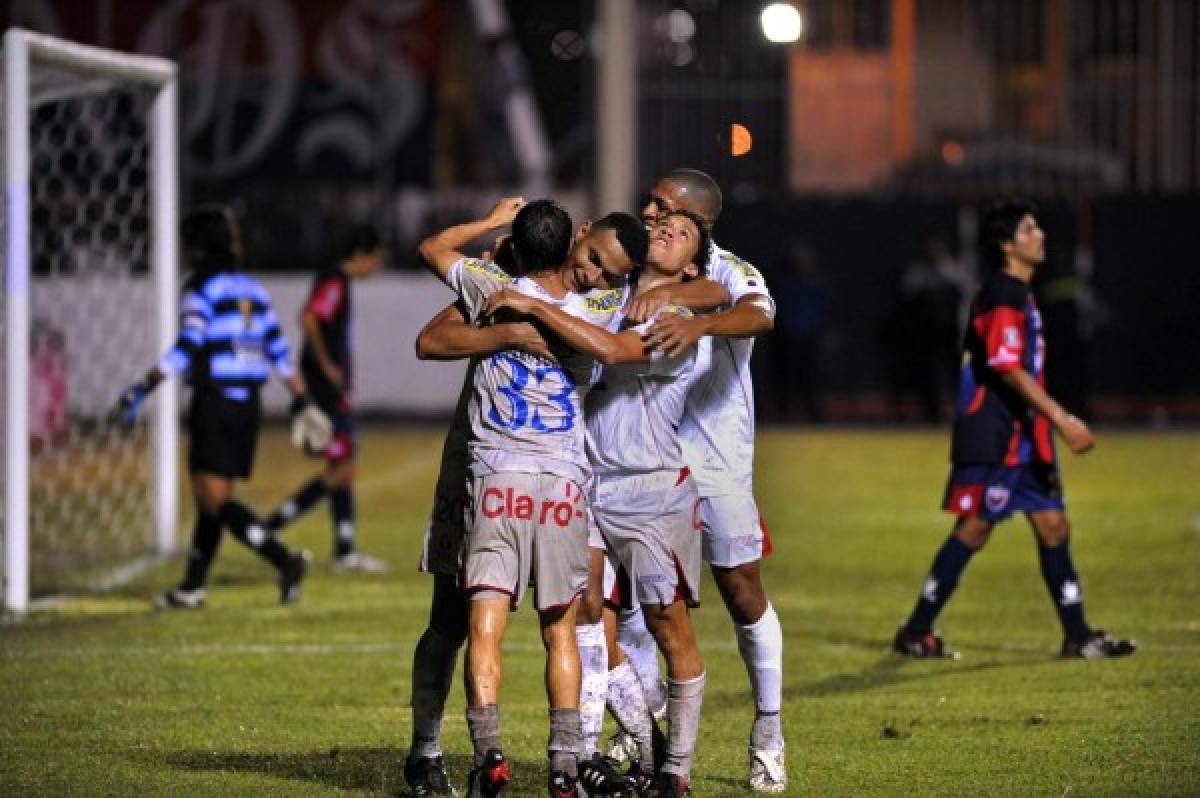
[548,770,579,798]
[404,754,455,796]
[577,754,635,796]
[153,586,206,610]
[625,761,654,796]
[331,550,390,574]
[646,772,691,798]
[279,550,311,605]
[892,627,960,659]
[748,746,787,793]
[466,748,510,798]
[1061,629,1137,659]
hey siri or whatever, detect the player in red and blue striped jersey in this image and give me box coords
[894,200,1136,660]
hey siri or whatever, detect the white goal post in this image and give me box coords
[3,28,178,614]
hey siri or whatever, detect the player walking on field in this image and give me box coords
[112,206,314,609]
[893,200,1136,660]
[605,169,788,793]
[260,226,389,572]
[417,198,637,798]
[482,209,713,798]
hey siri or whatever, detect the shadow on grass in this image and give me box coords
[164,747,551,796]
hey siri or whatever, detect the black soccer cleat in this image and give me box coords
[279,549,311,606]
[404,753,453,796]
[625,761,655,796]
[1061,628,1137,659]
[892,627,960,659]
[646,772,691,798]
[577,754,636,796]
[467,748,510,798]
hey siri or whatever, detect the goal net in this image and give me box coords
[3,29,178,612]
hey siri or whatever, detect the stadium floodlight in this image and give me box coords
[3,28,178,614]
[760,3,804,44]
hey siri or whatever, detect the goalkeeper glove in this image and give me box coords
[110,382,148,425]
[290,396,333,456]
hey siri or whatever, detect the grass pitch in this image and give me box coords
[2,427,1198,796]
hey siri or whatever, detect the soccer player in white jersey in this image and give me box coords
[417,198,640,798]
[481,210,712,798]
[404,215,646,797]
[613,169,787,793]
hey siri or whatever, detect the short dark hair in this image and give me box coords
[181,205,241,274]
[665,209,711,277]
[592,212,648,267]
[978,199,1037,271]
[663,168,723,226]
[512,199,572,272]
[336,225,382,262]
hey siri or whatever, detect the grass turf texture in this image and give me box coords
[2,427,1197,796]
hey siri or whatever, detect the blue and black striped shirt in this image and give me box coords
[158,271,294,400]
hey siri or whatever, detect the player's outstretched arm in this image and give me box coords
[481,289,646,365]
[416,301,553,362]
[644,294,774,358]
[625,278,730,323]
[417,197,525,282]
[999,368,1095,454]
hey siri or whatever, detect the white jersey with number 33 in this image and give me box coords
[447,257,624,486]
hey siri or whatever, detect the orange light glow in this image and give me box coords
[731,123,753,156]
[941,139,965,166]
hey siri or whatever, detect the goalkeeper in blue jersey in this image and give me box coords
[111,205,320,609]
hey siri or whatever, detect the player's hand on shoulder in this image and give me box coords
[482,288,535,320]
[486,197,525,228]
[109,382,148,425]
[644,312,706,358]
[626,286,673,324]
[1058,413,1095,455]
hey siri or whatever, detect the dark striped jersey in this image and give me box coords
[158,270,294,399]
[951,271,1054,466]
[299,268,351,393]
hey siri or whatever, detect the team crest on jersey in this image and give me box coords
[584,289,622,314]
[1003,326,1021,348]
[464,258,513,282]
[985,485,1010,513]
[719,252,762,281]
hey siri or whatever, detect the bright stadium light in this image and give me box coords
[760,3,803,44]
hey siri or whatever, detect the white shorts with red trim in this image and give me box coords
[697,491,773,568]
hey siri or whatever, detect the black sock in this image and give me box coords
[904,534,975,636]
[1037,541,1090,642]
[219,499,291,571]
[330,487,355,558]
[264,476,327,532]
[181,512,222,590]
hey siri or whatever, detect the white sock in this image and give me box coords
[576,621,608,757]
[606,661,654,765]
[736,602,784,751]
[617,606,666,715]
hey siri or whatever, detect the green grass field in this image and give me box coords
[3,427,1198,796]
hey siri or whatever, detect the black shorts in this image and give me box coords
[187,389,261,478]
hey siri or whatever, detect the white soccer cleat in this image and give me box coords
[331,550,390,574]
[154,586,207,610]
[748,746,787,793]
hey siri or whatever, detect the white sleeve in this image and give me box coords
[446,257,513,322]
[709,250,776,318]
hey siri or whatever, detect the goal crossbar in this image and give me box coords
[3,28,179,614]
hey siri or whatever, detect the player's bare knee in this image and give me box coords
[1034,513,1070,547]
[954,516,994,550]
